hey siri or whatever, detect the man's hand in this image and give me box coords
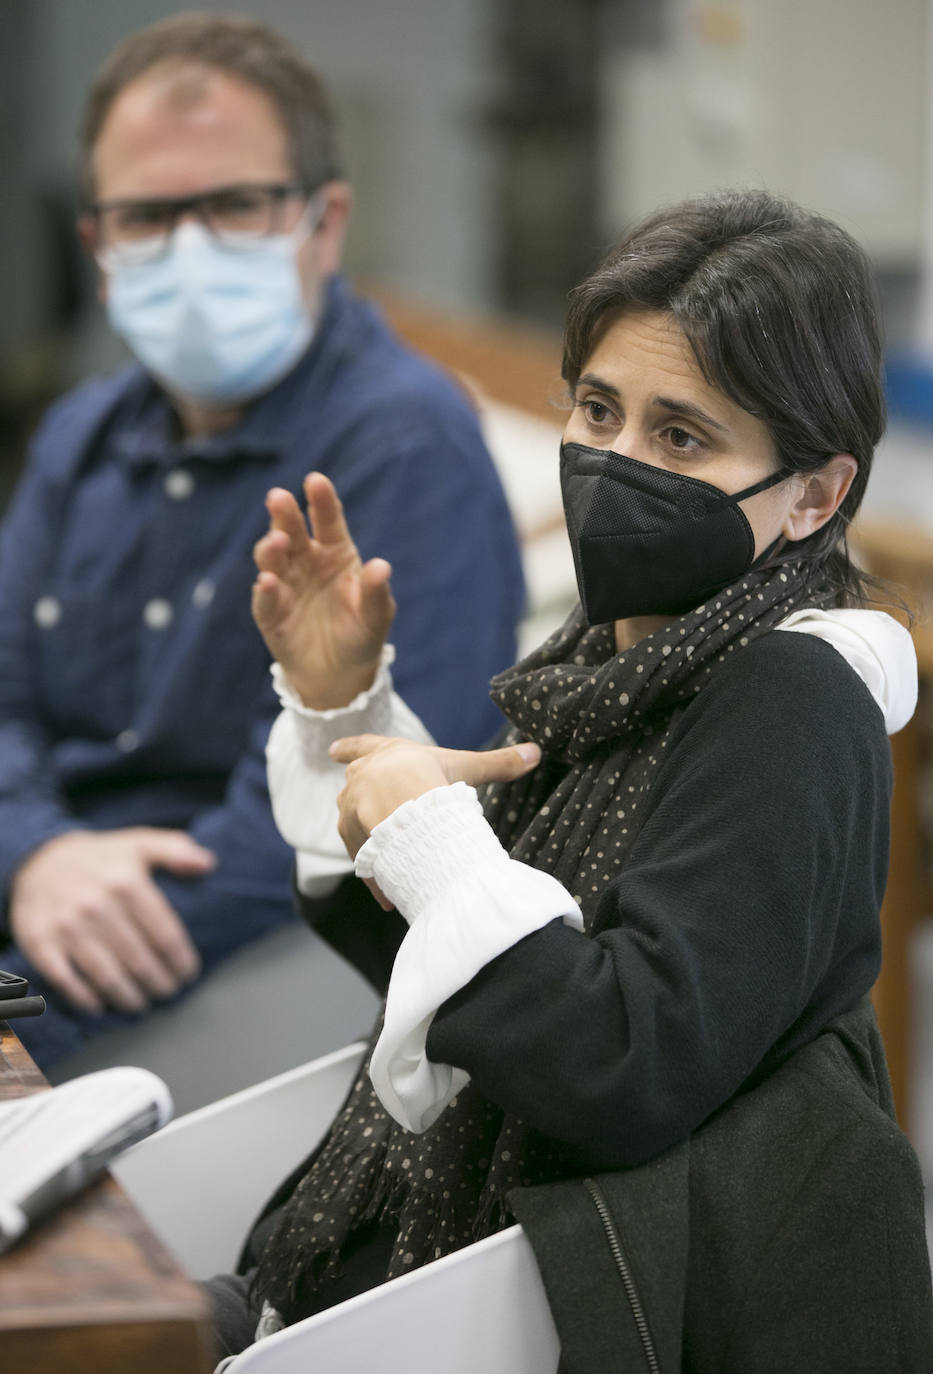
[252,472,396,709]
[331,735,541,908]
[9,828,216,1015]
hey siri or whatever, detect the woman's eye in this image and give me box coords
[583,400,613,425]
[663,426,699,451]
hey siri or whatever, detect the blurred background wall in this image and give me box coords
[2,0,932,492]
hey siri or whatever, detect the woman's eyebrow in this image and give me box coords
[653,395,729,433]
[576,371,620,398]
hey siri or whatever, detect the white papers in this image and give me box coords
[0,1066,172,1249]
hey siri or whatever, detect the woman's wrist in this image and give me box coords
[355,783,493,920]
[271,645,396,734]
[285,658,383,711]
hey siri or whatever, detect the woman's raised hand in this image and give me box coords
[252,472,396,709]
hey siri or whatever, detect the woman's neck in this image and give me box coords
[614,614,672,652]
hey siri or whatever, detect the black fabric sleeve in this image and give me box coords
[294,873,406,997]
[427,633,892,1168]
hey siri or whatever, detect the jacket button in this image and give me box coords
[143,598,173,630]
[164,469,195,500]
[192,578,215,609]
[116,729,139,752]
[33,596,61,628]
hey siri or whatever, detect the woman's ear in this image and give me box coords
[782,454,857,543]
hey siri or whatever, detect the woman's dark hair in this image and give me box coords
[562,189,886,607]
[79,12,341,203]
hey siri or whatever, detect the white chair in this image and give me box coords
[113,1043,561,1373]
[220,1224,559,1374]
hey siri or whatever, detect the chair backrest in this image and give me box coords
[227,1223,560,1374]
[114,1041,366,1277]
[116,1043,563,1370]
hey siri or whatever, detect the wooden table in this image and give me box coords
[0,1023,213,1373]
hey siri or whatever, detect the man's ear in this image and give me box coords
[783,454,857,543]
[77,214,108,304]
[313,181,352,276]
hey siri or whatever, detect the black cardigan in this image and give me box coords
[303,631,891,1171]
[509,997,933,1373]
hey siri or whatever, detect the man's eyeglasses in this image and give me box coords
[88,182,314,267]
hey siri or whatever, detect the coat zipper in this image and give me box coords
[583,1177,661,1374]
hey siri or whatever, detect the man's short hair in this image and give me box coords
[79,11,342,203]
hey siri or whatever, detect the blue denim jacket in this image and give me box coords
[0,276,525,1062]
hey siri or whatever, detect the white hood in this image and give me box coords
[777,608,918,735]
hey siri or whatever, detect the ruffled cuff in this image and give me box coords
[270,643,396,749]
[265,654,391,860]
[360,782,583,1131]
[266,645,436,892]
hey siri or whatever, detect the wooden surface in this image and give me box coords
[0,1024,213,1374]
[851,518,933,671]
[851,518,933,1132]
[365,284,566,423]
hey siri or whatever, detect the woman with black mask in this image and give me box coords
[214,189,932,1370]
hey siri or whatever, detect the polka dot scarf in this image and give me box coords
[254,559,825,1321]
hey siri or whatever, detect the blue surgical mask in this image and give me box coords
[105,219,316,405]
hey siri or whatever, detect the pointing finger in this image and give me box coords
[438,741,542,787]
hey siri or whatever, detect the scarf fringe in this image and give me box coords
[283,1135,393,1296]
[284,1161,505,1300]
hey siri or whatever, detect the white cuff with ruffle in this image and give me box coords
[359,781,583,1131]
[265,645,433,895]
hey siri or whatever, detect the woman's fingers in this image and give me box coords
[440,741,542,787]
[334,738,451,851]
[304,471,356,549]
[330,734,394,764]
[265,486,310,544]
[253,528,292,579]
[359,559,397,636]
[330,735,542,784]
[251,570,289,635]
[332,736,541,875]
[265,475,361,565]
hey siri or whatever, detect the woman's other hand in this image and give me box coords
[252,472,396,708]
[331,734,541,907]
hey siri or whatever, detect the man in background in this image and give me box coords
[0,13,524,1067]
